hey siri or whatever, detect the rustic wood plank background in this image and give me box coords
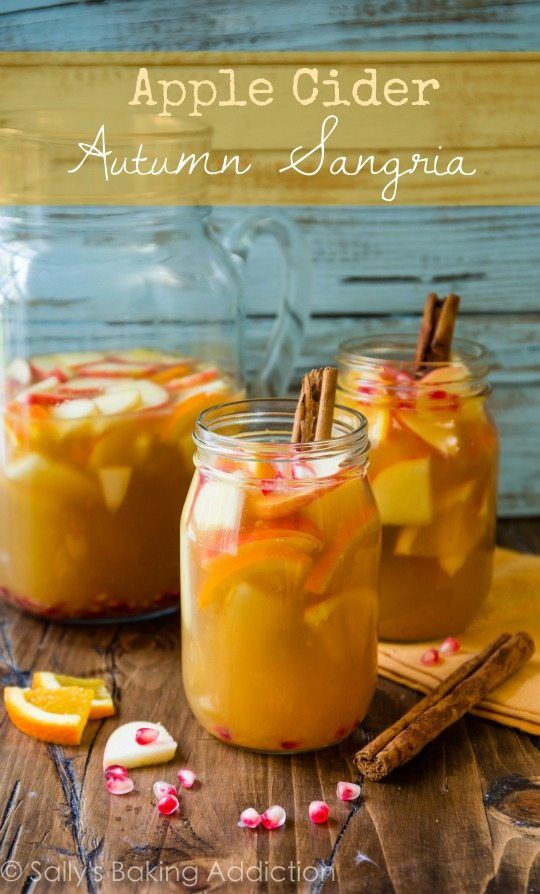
[0,4,538,894]
[1,3,539,512]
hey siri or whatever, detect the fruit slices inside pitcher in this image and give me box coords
[0,348,239,620]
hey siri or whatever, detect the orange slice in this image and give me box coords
[241,515,324,555]
[305,510,379,596]
[31,671,115,720]
[4,685,93,745]
[250,479,340,521]
[198,540,313,608]
[150,363,192,384]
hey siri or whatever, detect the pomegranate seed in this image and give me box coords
[336,781,361,802]
[177,769,196,789]
[260,805,286,830]
[280,740,300,751]
[104,765,129,781]
[135,727,159,745]
[358,385,376,396]
[214,725,233,742]
[153,781,177,799]
[429,389,449,401]
[157,794,179,816]
[309,801,330,824]
[439,636,461,655]
[238,808,262,829]
[106,776,134,796]
[420,648,441,666]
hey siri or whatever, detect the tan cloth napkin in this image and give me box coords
[377,548,540,735]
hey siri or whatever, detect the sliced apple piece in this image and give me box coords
[358,404,392,449]
[17,375,67,405]
[167,368,219,392]
[132,380,170,409]
[95,389,141,416]
[52,398,97,420]
[77,360,159,379]
[372,455,432,526]
[395,408,459,458]
[6,358,32,386]
[98,466,132,511]
[103,721,177,770]
[5,453,97,502]
[192,477,245,537]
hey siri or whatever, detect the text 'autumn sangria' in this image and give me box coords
[0,349,240,620]
[180,399,380,752]
[337,336,498,641]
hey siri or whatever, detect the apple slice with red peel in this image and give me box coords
[95,389,141,416]
[103,721,177,770]
[98,466,132,511]
[17,376,70,406]
[30,355,70,380]
[372,455,432,526]
[167,368,219,392]
[77,360,159,379]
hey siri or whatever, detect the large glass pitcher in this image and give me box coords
[0,203,309,622]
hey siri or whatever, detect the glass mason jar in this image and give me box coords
[337,336,499,642]
[180,399,381,753]
[0,201,308,622]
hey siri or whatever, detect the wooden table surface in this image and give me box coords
[0,520,538,894]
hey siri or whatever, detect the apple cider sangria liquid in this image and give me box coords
[0,349,241,620]
[180,399,380,752]
[337,337,498,641]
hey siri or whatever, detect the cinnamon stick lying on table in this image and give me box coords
[355,631,534,782]
[414,292,460,374]
[291,367,338,443]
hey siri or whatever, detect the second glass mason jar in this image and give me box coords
[180,399,380,753]
[337,336,499,641]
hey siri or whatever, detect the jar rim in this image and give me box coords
[338,334,488,370]
[194,397,369,464]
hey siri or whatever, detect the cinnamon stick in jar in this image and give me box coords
[414,291,460,374]
[291,366,338,443]
[355,631,534,782]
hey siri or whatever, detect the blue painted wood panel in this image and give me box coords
[0,0,539,51]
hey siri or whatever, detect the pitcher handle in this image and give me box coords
[224,211,310,396]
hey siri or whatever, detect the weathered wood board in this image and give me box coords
[0,0,538,52]
[0,519,538,894]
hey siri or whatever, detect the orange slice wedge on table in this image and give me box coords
[31,671,115,720]
[4,686,93,745]
[198,540,313,608]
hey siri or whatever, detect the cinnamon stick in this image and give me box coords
[291,367,337,443]
[414,292,460,374]
[355,631,534,782]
